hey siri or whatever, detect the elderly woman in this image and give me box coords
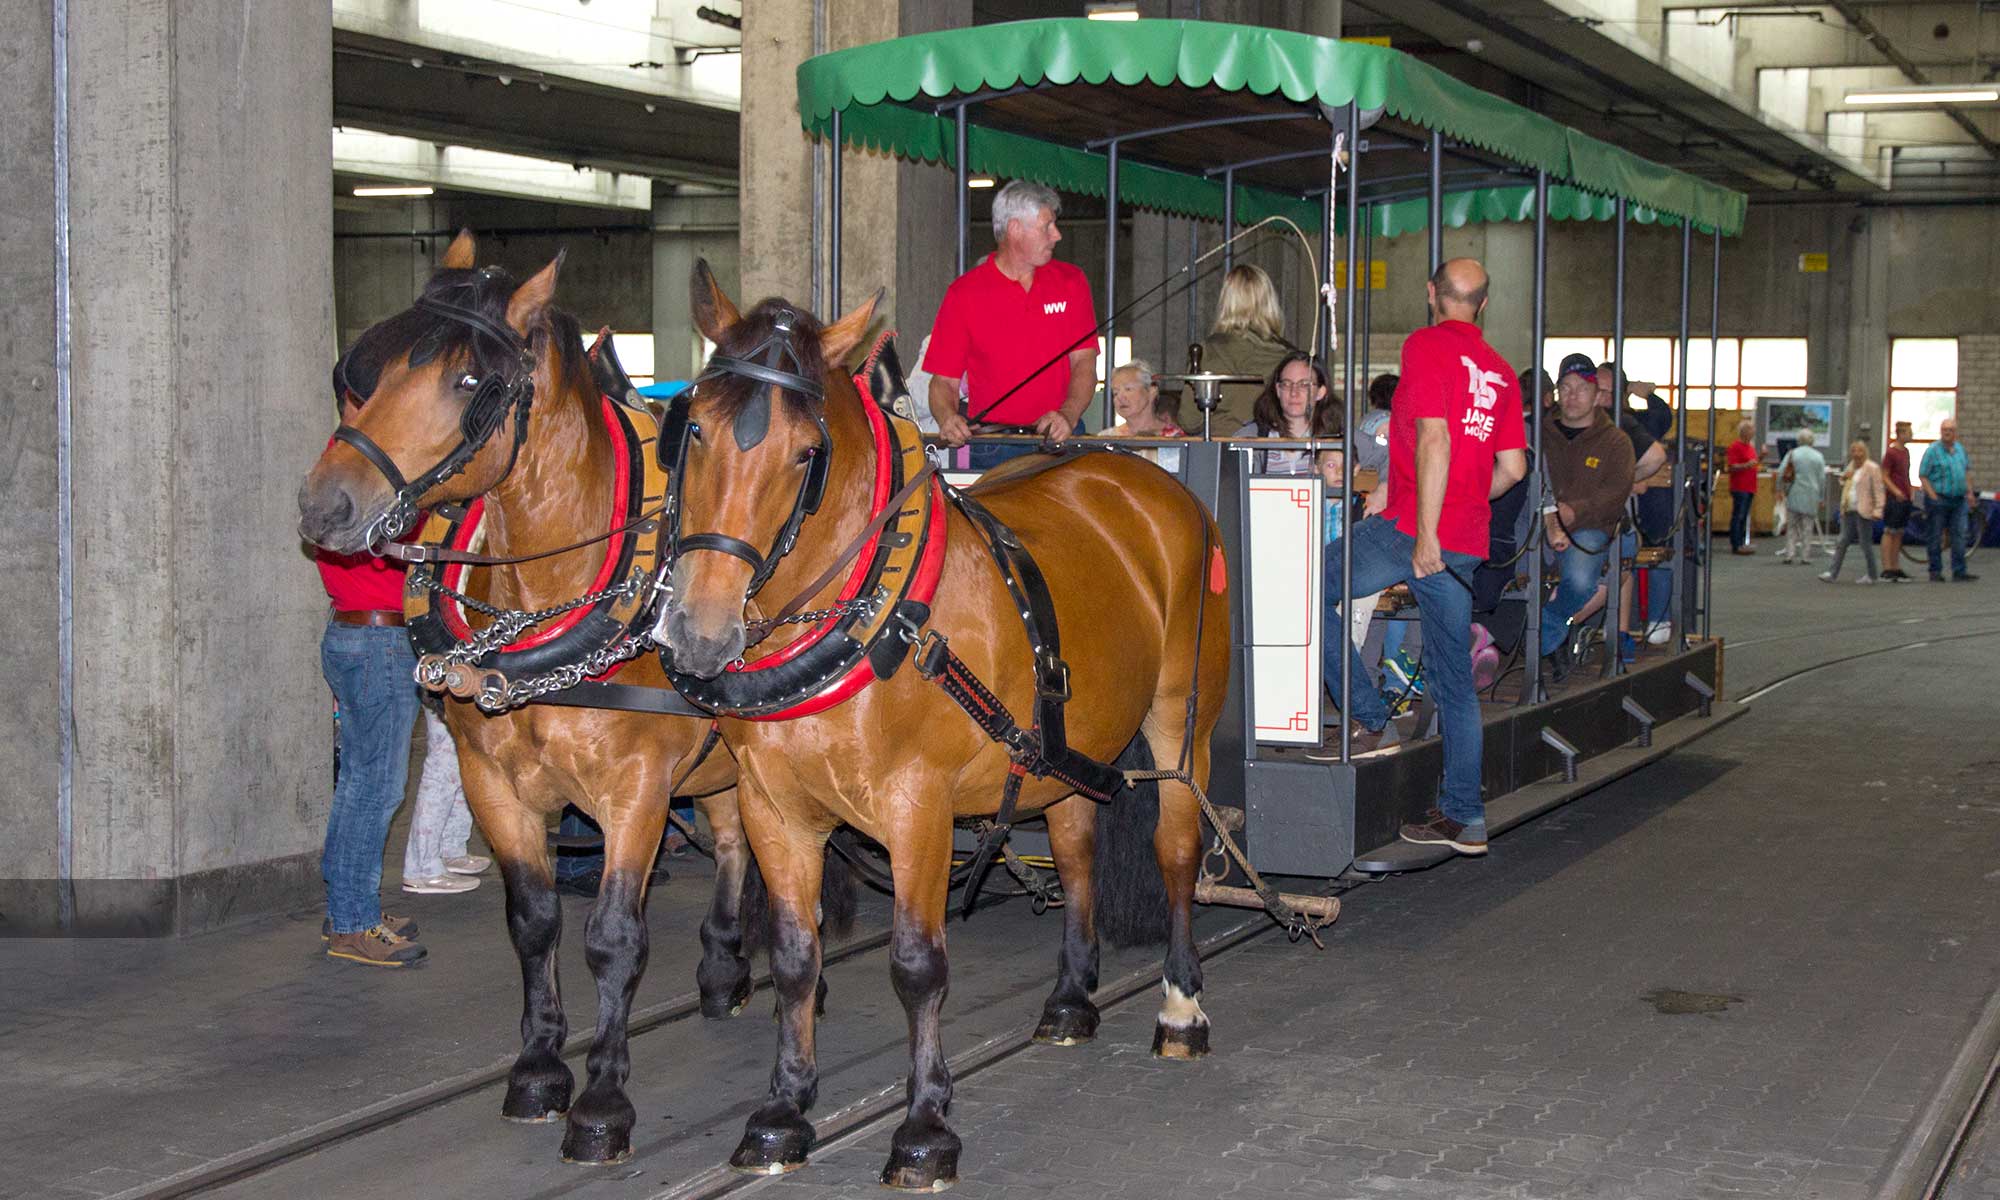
[1102,359,1187,470]
[1776,428,1827,563]
[1821,439,1884,584]
[1198,264,1295,431]
[1237,351,1331,476]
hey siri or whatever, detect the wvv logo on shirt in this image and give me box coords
[1459,356,1506,442]
[1042,300,1068,315]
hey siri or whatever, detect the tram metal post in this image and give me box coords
[1221,167,1235,275]
[829,108,843,313]
[1524,168,1548,704]
[1361,206,1373,382]
[1672,218,1693,652]
[1103,140,1120,430]
[1427,130,1444,278]
[955,105,969,278]
[1604,196,1627,679]
[1704,229,1721,640]
[1340,109,1359,762]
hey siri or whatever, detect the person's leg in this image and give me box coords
[1928,501,1947,578]
[403,708,457,881]
[1882,505,1904,573]
[964,441,1035,472]
[1860,513,1880,579]
[1730,491,1751,549]
[1320,517,1414,731]
[1646,563,1672,629]
[554,806,605,887]
[321,625,421,935]
[1540,542,1607,658]
[1824,515,1852,579]
[1950,496,1971,577]
[1407,552,1485,830]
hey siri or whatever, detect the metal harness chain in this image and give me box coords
[409,569,662,712]
[742,594,876,640]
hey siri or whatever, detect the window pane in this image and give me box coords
[1890,338,1958,388]
[1683,337,1739,387]
[1621,338,1675,388]
[1543,337,1606,381]
[1889,389,1956,441]
[1741,338,1807,387]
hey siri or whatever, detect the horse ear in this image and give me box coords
[505,251,564,337]
[440,229,477,270]
[820,288,883,369]
[690,258,740,344]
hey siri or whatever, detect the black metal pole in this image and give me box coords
[1427,130,1444,281]
[1525,168,1548,704]
[1340,110,1359,762]
[1704,229,1721,640]
[829,108,843,314]
[1103,140,1119,430]
[1604,196,1627,679]
[1361,206,1374,383]
[1221,167,1235,276]
[1672,218,1693,653]
[955,105,969,277]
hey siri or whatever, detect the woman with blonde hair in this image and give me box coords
[1198,263,1294,430]
[1821,438,1884,583]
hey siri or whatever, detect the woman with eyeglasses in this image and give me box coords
[1237,351,1332,476]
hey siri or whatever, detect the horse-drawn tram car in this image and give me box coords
[283,18,1749,1197]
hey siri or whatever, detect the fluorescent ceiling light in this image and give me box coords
[1085,3,1140,20]
[1846,85,2000,107]
[968,175,997,189]
[352,185,435,197]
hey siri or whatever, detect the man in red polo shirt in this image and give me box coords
[924,179,1099,469]
[1317,259,1528,857]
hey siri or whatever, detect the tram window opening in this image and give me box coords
[1542,335,1807,422]
[1890,337,1958,461]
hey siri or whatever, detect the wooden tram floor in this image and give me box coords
[6,542,2000,1200]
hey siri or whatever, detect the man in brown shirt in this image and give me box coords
[1881,420,1915,580]
[1538,354,1637,673]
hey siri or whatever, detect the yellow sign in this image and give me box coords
[1333,260,1388,290]
[1343,35,1391,47]
[1798,252,1829,273]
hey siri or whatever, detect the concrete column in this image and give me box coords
[653,188,742,381]
[1845,209,1890,448]
[1,0,335,934]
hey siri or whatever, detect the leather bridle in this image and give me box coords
[661,308,830,598]
[333,293,538,550]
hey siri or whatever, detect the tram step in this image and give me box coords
[1351,699,1746,875]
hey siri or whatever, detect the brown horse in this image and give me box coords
[296,235,830,1167]
[657,264,1231,1190]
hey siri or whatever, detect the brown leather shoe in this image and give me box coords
[1399,808,1489,855]
[322,913,417,941]
[1732,546,1756,556]
[325,924,429,967]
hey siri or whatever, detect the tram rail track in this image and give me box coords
[117,927,902,1200]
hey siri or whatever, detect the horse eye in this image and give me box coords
[456,373,480,392]
[687,421,703,443]
[795,446,817,466]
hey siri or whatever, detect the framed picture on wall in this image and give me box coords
[1757,395,1846,464]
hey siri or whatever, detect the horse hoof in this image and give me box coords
[729,1108,814,1175]
[1032,1003,1100,1046]
[1151,1020,1211,1060]
[701,972,754,1019]
[561,1092,636,1164]
[880,1121,961,1192]
[501,1058,573,1121]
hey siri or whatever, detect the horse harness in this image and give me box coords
[335,286,539,548]
[667,315,1125,899]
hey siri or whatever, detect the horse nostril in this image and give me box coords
[298,483,356,542]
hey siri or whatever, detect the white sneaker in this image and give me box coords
[1857,575,1876,585]
[1818,571,1836,583]
[402,873,480,895]
[1645,623,1672,645]
[443,855,491,875]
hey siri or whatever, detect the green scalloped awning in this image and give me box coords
[797,19,1746,237]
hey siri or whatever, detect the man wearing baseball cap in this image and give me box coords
[1537,354,1637,678]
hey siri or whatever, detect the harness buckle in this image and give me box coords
[914,630,950,679]
[1036,653,1072,703]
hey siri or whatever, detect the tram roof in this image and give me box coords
[796,19,1747,238]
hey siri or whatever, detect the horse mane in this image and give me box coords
[331,264,592,410]
[701,298,834,421]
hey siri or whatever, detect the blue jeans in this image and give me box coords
[1540,538,1611,657]
[1928,494,1970,578]
[1728,490,1754,549]
[965,441,1038,471]
[321,622,420,934]
[1322,517,1486,827]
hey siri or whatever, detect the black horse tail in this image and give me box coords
[1092,735,1170,947]
[738,839,859,959]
